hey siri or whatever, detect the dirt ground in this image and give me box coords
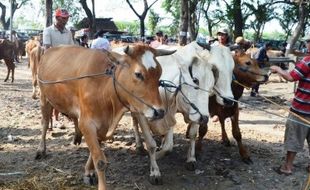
[0,59,309,190]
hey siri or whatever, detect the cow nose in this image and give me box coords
[263,75,269,82]
[199,115,209,124]
[153,109,165,120]
[223,98,234,107]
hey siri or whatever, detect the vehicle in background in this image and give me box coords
[4,30,30,42]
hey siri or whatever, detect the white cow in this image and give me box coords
[130,41,235,184]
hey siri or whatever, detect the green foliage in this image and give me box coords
[115,20,140,35]
[148,9,161,35]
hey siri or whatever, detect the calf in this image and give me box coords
[0,39,15,82]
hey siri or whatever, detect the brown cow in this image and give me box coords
[0,39,15,82]
[28,45,44,99]
[25,38,41,67]
[36,45,174,190]
[195,50,269,164]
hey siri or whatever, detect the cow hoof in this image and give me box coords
[83,173,97,185]
[242,157,253,165]
[73,134,82,145]
[185,161,197,171]
[4,79,8,82]
[149,175,163,185]
[32,94,37,99]
[136,146,147,155]
[35,151,46,160]
[221,140,231,147]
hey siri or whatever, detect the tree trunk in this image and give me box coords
[179,0,189,46]
[79,0,95,38]
[233,0,243,39]
[286,1,309,56]
[45,0,52,27]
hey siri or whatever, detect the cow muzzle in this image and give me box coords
[152,108,165,120]
[199,115,209,125]
[223,97,235,107]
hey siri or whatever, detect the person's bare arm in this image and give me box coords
[270,65,294,82]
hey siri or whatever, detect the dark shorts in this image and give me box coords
[284,113,310,152]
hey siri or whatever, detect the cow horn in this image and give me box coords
[154,49,176,57]
[196,42,211,51]
[211,65,219,83]
[124,45,133,55]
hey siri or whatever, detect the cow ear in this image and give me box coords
[212,65,219,83]
[106,51,121,65]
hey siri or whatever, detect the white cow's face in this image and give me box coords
[203,45,234,106]
[177,56,215,123]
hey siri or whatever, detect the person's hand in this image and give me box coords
[270,65,280,73]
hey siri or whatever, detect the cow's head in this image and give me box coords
[233,50,269,86]
[114,45,175,120]
[196,42,235,106]
[173,56,217,124]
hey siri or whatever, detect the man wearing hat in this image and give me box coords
[42,8,75,128]
[216,28,230,46]
[43,8,75,49]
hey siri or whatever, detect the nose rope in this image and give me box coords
[111,71,159,113]
[216,85,310,127]
[235,64,269,77]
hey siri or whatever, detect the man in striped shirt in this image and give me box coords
[270,36,310,175]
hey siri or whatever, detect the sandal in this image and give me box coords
[273,166,292,176]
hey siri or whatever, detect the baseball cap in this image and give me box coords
[217,28,229,35]
[55,8,70,18]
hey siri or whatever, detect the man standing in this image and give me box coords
[250,42,272,97]
[90,30,110,51]
[271,36,310,175]
[42,8,75,127]
[43,8,74,49]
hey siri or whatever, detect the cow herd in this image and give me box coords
[0,40,270,190]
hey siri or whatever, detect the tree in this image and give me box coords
[126,0,159,40]
[286,0,310,55]
[179,0,189,45]
[0,0,31,30]
[45,0,52,27]
[79,0,96,37]
[276,4,299,41]
[162,0,180,38]
[148,9,161,35]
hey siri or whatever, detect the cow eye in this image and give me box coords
[193,77,199,85]
[135,72,144,80]
[245,61,251,65]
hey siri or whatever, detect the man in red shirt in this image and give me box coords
[270,36,310,175]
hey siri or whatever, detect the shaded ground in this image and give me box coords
[0,59,309,190]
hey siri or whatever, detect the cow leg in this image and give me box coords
[35,95,53,159]
[185,122,198,171]
[156,127,173,159]
[220,118,230,146]
[72,118,82,145]
[138,115,162,185]
[83,153,97,185]
[11,66,14,83]
[231,109,252,164]
[80,120,108,190]
[131,112,145,154]
[31,71,38,99]
[196,122,208,152]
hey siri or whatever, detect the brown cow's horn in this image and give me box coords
[155,49,176,57]
[124,45,133,55]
